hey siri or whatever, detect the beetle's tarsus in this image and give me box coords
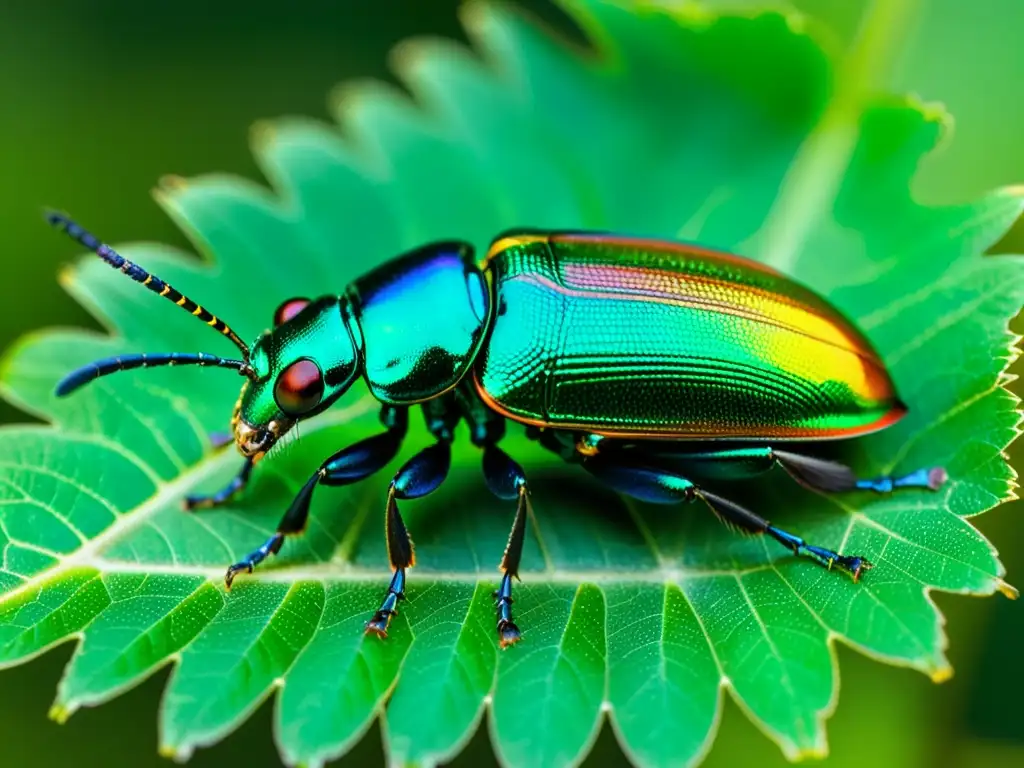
[366,569,406,638]
[364,611,394,638]
[855,465,949,493]
[224,564,248,590]
[800,543,871,580]
[494,571,521,647]
[223,532,284,589]
[498,619,522,649]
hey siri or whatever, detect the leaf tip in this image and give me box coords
[388,34,463,90]
[996,579,1019,600]
[902,93,950,126]
[250,118,277,150]
[158,174,190,192]
[998,183,1024,203]
[930,665,954,684]
[792,745,829,762]
[55,265,75,291]
[327,79,367,117]
[158,742,193,763]
[47,702,74,725]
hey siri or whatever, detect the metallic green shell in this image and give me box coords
[350,241,491,404]
[473,232,904,440]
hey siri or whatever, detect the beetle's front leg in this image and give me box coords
[225,407,409,587]
[185,458,255,511]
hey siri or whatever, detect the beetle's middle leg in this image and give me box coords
[365,396,459,637]
[583,451,872,581]
[480,443,530,648]
[630,445,947,495]
[456,383,530,647]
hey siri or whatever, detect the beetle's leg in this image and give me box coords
[771,450,947,494]
[185,458,255,511]
[366,396,459,637]
[455,381,530,646]
[365,440,452,637]
[225,406,409,588]
[481,443,530,648]
[637,445,947,494]
[584,453,872,581]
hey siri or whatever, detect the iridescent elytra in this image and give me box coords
[48,214,946,647]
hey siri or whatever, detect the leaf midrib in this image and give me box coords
[83,559,785,584]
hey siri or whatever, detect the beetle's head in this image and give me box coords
[48,211,363,461]
[233,296,361,458]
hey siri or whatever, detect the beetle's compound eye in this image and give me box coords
[273,297,311,327]
[274,358,324,416]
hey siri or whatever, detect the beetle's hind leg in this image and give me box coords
[771,450,947,494]
[635,445,947,495]
[584,452,871,581]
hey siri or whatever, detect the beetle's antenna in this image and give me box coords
[56,353,252,397]
[45,210,253,363]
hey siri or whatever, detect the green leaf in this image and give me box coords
[0,2,1021,766]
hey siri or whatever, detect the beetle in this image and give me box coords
[47,212,945,647]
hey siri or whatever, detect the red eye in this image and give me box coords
[274,359,324,415]
[274,298,311,327]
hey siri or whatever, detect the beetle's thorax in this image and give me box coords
[347,240,491,404]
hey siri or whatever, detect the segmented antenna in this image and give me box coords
[56,353,251,397]
[45,211,251,360]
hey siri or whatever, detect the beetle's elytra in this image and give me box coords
[48,213,946,648]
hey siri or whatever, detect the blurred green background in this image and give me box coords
[1,0,1021,766]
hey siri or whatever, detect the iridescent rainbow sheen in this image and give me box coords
[474,232,904,440]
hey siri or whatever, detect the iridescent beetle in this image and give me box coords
[48,213,945,647]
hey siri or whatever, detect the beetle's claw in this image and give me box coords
[183,495,213,512]
[498,620,522,649]
[224,562,252,590]
[365,611,394,638]
[848,556,873,582]
[927,467,948,490]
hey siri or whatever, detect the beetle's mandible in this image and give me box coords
[47,213,946,647]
